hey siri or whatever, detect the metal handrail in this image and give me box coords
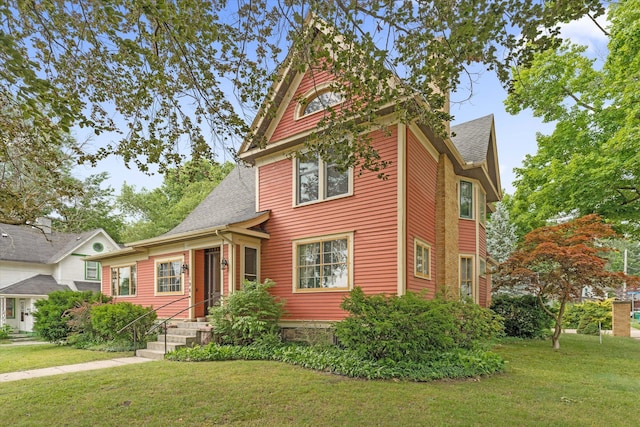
[118,295,220,355]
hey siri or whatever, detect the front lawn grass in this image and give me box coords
[1,334,639,426]
[0,344,131,374]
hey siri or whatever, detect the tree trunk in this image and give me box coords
[551,300,568,350]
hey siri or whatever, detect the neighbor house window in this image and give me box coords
[156,259,182,294]
[85,261,100,280]
[294,233,352,292]
[414,238,431,279]
[244,246,258,283]
[6,298,15,319]
[111,265,137,297]
[460,180,473,219]
[302,91,343,116]
[460,256,474,300]
[296,156,350,205]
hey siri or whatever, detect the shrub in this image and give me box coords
[208,279,284,345]
[334,288,503,363]
[490,294,553,339]
[564,299,612,335]
[90,302,156,343]
[0,324,12,339]
[33,290,109,343]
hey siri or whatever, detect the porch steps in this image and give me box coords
[136,321,210,360]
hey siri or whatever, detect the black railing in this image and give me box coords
[118,295,220,355]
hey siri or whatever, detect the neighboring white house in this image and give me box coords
[0,219,119,332]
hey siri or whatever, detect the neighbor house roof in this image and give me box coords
[450,114,494,165]
[74,281,101,292]
[163,165,266,237]
[0,274,70,296]
[0,223,105,264]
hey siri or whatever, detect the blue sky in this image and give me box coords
[74,13,608,197]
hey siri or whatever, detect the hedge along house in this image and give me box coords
[91,17,502,329]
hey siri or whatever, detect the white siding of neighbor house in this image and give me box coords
[0,261,53,289]
[55,235,119,288]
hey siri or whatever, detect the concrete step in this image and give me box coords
[160,327,199,337]
[155,334,196,345]
[146,341,186,352]
[136,349,167,360]
[165,321,209,330]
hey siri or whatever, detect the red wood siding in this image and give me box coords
[270,68,337,143]
[458,219,476,253]
[259,128,399,321]
[405,128,438,296]
[103,251,191,319]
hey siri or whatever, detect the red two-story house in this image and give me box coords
[92,23,502,331]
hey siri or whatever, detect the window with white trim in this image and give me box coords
[111,265,137,296]
[296,156,350,205]
[414,239,431,279]
[85,261,100,280]
[156,260,182,294]
[460,256,474,300]
[460,180,473,219]
[244,246,258,283]
[294,234,351,291]
[479,190,486,225]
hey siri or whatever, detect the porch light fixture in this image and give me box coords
[181,263,189,273]
[221,258,228,270]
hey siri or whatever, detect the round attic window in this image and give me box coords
[93,242,104,252]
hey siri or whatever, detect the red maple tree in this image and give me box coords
[494,214,640,349]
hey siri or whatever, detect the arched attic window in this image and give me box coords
[297,87,344,118]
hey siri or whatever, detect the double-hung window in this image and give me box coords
[460,180,473,219]
[294,233,352,291]
[111,265,137,297]
[414,239,431,279]
[156,260,182,294]
[296,156,350,205]
[85,261,100,280]
[244,246,258,283]
[6,298,15,319]
[460,256,474,300]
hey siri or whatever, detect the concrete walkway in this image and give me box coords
[0,356,154,383]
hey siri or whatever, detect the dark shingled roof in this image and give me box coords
[164,165,265,236]
[0,274,71,295]
[74,281,101,292]
[0,223,98,264]
[450,114,494,165]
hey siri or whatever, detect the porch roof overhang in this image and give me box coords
[86,212,271,262]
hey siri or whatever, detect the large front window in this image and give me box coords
[295,234,352,291]
[156,260,182,294]
[111,265,137,296]
[296,156,350,205]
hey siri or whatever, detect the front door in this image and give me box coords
[19,299,27,332]
[204,248,221,312]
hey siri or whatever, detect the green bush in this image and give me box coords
[33,290,109,343]
[334,288,503,363]
[0,324,12,339]
[90,302,157,343]
[490,294,552,339]
[208,279,284,345]
[564,299,612,335]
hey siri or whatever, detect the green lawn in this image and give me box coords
[0,344,131,373]
[1,334,639,426]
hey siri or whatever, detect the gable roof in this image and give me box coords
[451,114,493,164]
[163,165,264,237]
[0,274,70,296]
[0,223,110,264]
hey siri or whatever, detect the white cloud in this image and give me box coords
[558,10,609,55]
